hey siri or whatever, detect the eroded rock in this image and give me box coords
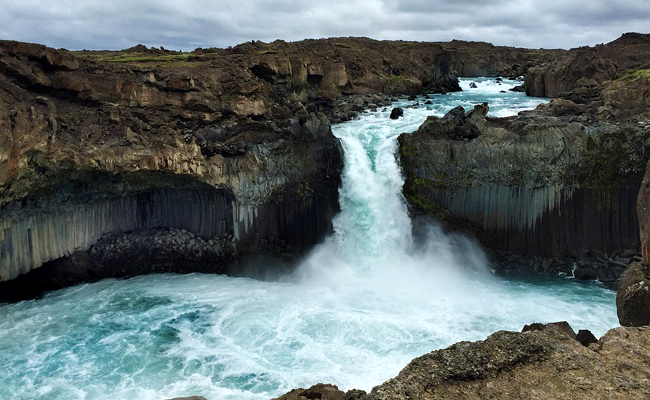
[275,323,650,400]
[617,261,650,326]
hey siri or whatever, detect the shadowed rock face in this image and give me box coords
[0,40,349,297]
[617,262,650,327]
[399,100,648,258]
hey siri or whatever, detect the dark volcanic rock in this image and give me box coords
[617,261,650,327]
[574,266,598,280]
[522,321,576,338]
[363,324,650,399]
[165,397,208,400]
[390,107,404,119]
[575,329,598,347]
[639,159,650,264]
[271,383,364,400]
[411,103,486,141]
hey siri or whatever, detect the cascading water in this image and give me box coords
[0,79,618,400]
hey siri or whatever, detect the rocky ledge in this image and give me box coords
[398,33,650,278]
[270,322,650,400]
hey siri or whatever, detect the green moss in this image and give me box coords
[561,127,650,191]
[404,191,451,220]
[296,181,314,197]
[333,42,353,49]
[74,51,209,66]
[402,176,452,220]
[257,49,279,55]
[389,74,409,82]
[616,68,650,82]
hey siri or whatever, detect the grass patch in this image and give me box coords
[617,67,650,82]
[73,51,210,65]
[334,42,353,49]
[257,49,279,55]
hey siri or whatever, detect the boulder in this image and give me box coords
[574,266,597,280]
[363,323,650,399]
[575,329,598,347]
[390,107,404,119]
[164,397,208,400]
[410,103,486,141]
[616,261,650,326]
[271,383,359,400]
[522,321,576,338]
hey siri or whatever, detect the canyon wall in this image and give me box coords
[0,36,566,295]
[399,33,650,263]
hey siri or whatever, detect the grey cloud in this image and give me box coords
[0,0,648,50]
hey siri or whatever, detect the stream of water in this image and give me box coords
[0,79,618,400]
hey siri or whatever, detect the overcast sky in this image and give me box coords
[1,0,648,51]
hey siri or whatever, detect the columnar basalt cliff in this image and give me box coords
[399,33,650,272]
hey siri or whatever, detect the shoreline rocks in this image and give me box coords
[617,261,650,326]
[488,248,642,282]
[271,322,650,400]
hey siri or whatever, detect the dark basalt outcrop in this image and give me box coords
[617,261,650,327]
[399,33,650,274]
[0,40,349,299]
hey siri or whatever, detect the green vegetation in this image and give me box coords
[403,177,451,220]
[388,74,410,82]
[73,51,210,66]
[296,181,314,197]
[561,127,650,191]
[256,49,279,55]
[616,67,650,82]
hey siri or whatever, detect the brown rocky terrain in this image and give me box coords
[271,323,650,400]
[399,33,650,278]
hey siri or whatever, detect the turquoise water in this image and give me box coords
[0,79,617,400]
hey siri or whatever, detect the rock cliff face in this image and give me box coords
[525,32,650,98]
[0,40,348,298]
[399,33,650,265]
